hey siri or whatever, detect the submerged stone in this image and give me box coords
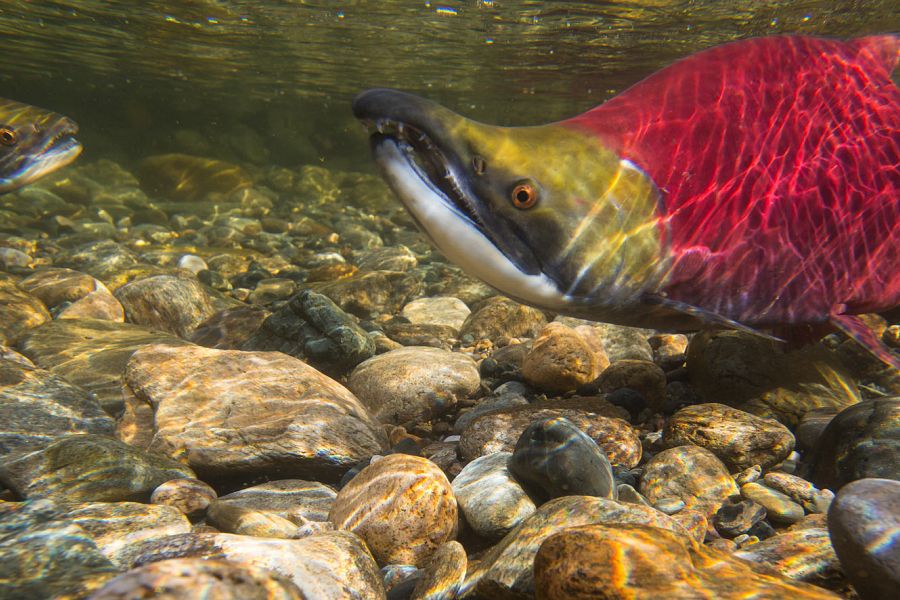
[329,454,457,567]
[0,434,195,502]
[122,344,388,485]
[508,417,616,501]
[639,445,738,517]
[0,359,115,458]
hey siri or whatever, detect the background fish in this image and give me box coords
[0,97,81,193]
[354,35,900,367]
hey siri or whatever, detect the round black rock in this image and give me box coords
[828,478,900,600]
[508,416,616,502]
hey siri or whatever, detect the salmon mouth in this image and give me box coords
[363,119,484,232]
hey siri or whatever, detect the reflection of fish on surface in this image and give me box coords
[0,98,82,193]
[355,35,900,368]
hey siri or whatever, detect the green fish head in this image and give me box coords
[354,89,669,314]
[0,98,82,193]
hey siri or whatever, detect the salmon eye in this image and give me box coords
[472,155,487,175]
[511,181,538,209]
[0,127,15,146]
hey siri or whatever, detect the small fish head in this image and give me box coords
[0,98,82,193]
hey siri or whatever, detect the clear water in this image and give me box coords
[3,0,898,170]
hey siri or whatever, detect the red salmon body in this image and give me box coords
[567,35,899,327]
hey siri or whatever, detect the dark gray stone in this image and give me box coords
[804,398,899,490]
[828,478,900,600]
[242,289,375,376]
[508,417,616,502]
[713,497,767,538]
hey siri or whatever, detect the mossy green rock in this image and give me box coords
[0,434,195,502]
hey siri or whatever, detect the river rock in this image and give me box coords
[763,472,828,513]
[87,557,305,599]
[795,407,839,452]
[63,502,191,568]
[129,529,384,598]
[733,517,841,587]
[0,359,115,458]
[593,359,667,412]
[451,452,536,540]
[0,434,195,501]
[713,497,767,538]
[113,274,218,338]
[150,478,217,521]
[329,454,457,566]
[356,245,418,272]
[410,540,466,600]
[312,270,423,318]
[828,478,900,600]
[639,445,738,517]
[687,331,859,426]
[508,417,616,501]
[122,344,387,485]
[459,296,547,343]
[664,403,795,471]
[741,482,805,524]
[53,240,140,284]
[0,509,118,599]
[18,267,107,309]
[242,289,375,376]
[533,523,841,600]
[19,318,189,414]
[459,400,640,467]
[803,398,899,490]
[401,297,471,332]
[213,480,336,524]
[138,153,252,202]
[521,323,608,393]
[189,305,270,349]
[453,390,530,434]
[0,275,50,344]
[348,347,479,425]
[459,495,688,598]
[206,502,323,538]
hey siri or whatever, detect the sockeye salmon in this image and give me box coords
[0,97,81,193]
[354,35,900,368]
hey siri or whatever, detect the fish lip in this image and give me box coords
[356,90,484,232]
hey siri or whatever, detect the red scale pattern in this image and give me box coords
[566,35,899,326]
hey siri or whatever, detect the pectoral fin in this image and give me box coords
[642,293,784,342]
[830,313,900,370]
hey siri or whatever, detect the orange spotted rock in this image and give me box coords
[640,445,738,517]
[328,454,457,567]
[522,323,609,393]
[534,523,841,599]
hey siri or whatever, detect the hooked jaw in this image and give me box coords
[353,89,573,310]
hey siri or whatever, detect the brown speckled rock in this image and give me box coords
[521,323,609,393]
[459,401,640,467]
[213,479,336,524]
[411,540,467,600]
[593,359,666,412]
[150,478,217,521]
[86,557,305,599]
[128,530,384,598]
[459,296,547,343]
[114,274,218,338]
[459,495,689,598]
[664,403,795,471]
[534,523,841,599]
[122,344,388,485]
[0,275,50,344]
[18,267,125,322]
[348,346,479,425]
[329,454,457,567]
[733,516,841,587]
[640,445,738,517]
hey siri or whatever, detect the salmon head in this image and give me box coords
[0,97,82,193]
[353,89,669,323]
